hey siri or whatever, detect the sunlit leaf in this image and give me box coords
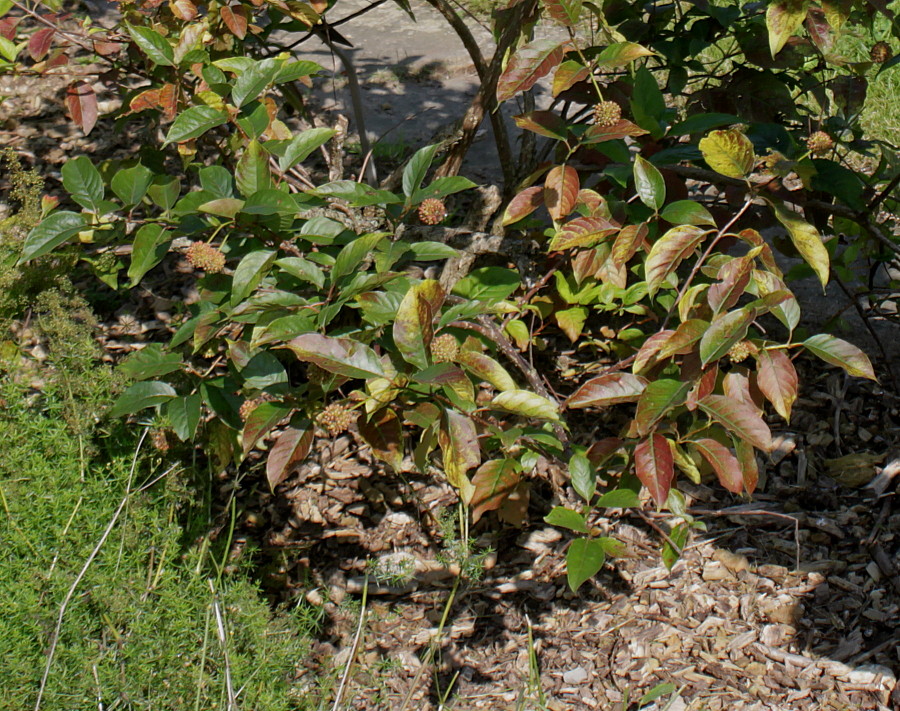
[544,164,579,221]
[502,185,545,225]
[496,38,567,101]
[634,433,674,507]
[699,306,757,366]
[698,394,773,451]
[756,348,798,420]
[770,200,829,289]
[567,372,647,408]
[691,438,742,493]
[549,215,618,251]
[566,537,606,591]
[393,279,443,369]
[803,334,876,380]
[456,350,517,391]
[698,129,755,178]
[491,389,560,421]
[633,155,665,211]
[766,0,808,57]
[438,409,479,502]
[645,225,707,294]
[282,334,385,379]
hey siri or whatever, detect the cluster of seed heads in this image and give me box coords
[592,101,622,127]
[430,333,459,363]
[806,131,834,155]
[186,241,226,273]
[318,402,356,435]
[417,198,447,225]
[727,340,760,363]
[870,41,892,64]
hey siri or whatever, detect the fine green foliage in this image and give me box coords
[0,380,318,710]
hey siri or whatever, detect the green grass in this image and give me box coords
[0,378,320,710]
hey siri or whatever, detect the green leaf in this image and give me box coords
[235,140,271,197]
[313,181,402,207]
[634,379,691,435]
[393,279,443,369]
[109,381,176,418]
[662,521,690,569]
[569,452,595,502]
[452,267,520,304]
[413,175,477,203]
[231,249,276,305]
[199,197,244,218]
[770,201,829,289]
[698,393,773,451]
[282,333,385,380]
[645,225,707,294]
[277,127,336,171]
[266,424,313,489]
[402,143,441,200]
[660,200,716,227]
[699,306,757,366]
[470,459,521,523]
[331,232,386,283]
[596,488,641,508]
[490,390,559,421]
[566,538,606,591]
[567,372,646,409]
[668,113,740,136]
[544,506,589,533]
[242,351,288,390]
[231,57,279,107]
[276,257,325,289]
[19,212,86,262]
[167,393,202,441]
[595,41,654,68]
[496,38,566,102]
[699,129,755,179]
[111,164,153,206]
[766,0,808,57]
[61,156,104,212]
[633,155,665,210]
[639,683,676,708]
[128,223,171,285]
[634,433,674,507]
[126,23,175,66]
[163,106,229,146]
[543,0,582,26]
[407,241,459,260]
[803,334,876,380]
[119,344,182,380]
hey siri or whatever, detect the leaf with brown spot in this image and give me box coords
[266,424,313,490]
[699,129,755,178]
[544,165,579,221]
[766,0,808,57]
[66,81,98,135]
[438,409,479,502]
[358,408,404,471]
[470,459,521,523]
[634,433,674,507]
[393,279,442,369]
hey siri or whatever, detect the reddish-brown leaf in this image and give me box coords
[552,59,589,96]
[645,225,707,294]
[805,6,833,53]
[513,110,568,140]
[544,165,579,222]
[657,319,709,360]
[92,39,124,56]
[611,222,649,266]
[691,438,742,493]
[549,215,618,251]
[28,27,55,62]
[266,425,313,490]
[632,330,674,374]
[708,255,753,314]
[634,433,674,507]
[586,437,623,466]
[129,83,177,121]
[502,185,545,225]
[470,459,521,523]
[496,38,567,102]
[723,371,757,411]
[220,4,248,39]
[66,81,98,135]
[568,372,647,409]
[582,120,649,144]
[698,393,773,452]
[0,17,21,41]
[358,408,404,471]
[734,438,759,494]
[756,348,798,421]
[686,364,717,411]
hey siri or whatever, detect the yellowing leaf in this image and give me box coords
[491,390,559,421]
[770,201,829,288]
[766,0,808,57]
[699,129,755,179]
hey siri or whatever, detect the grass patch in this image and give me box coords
[0,363,321,709]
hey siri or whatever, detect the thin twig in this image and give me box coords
[331,575,369,711]
[12,0,100,55]
[209,579,238,710]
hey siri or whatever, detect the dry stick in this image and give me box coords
[868,170,900,213]
[331,576,369,711]
[630,508,684,558]
[12,0,99,55]
[690,506,802,570]
[34,435,177,711]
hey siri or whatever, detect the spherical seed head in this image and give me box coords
[727,340,759,363]
[870,41,892,64]
[150,428,171,452]
[806,131,834,155]
[418,198,447,225]
[593,101,622,127]
[186,241,226,273]
[430,333,459,363]
[239,397,264,422]
[318,402,356,436]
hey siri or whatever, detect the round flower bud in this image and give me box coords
[592,101,622,127]
[870,41,892,64]
[318,402,357,435]
[186,241,226,273]
[727,340,759,363]
[418,198,447,225]
[430,333,459,363]
[806,131,834,156]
